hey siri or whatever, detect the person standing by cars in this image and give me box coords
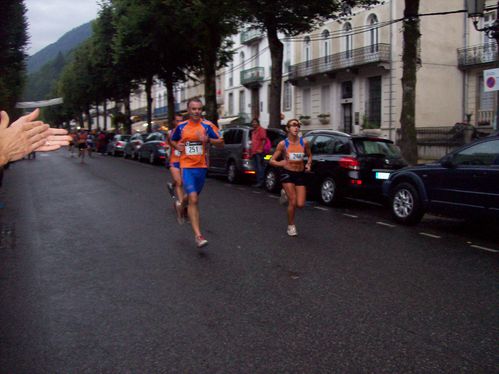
[170,98,224,248]
[269,119,312,237]
[250,118,267,188]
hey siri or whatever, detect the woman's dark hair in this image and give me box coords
[251,118,260,125]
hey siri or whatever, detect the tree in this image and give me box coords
[0,0,28,115]
[240,0,381,128]
[399,0,420,165]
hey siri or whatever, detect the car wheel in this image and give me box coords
[320,177,339,206]
[149,152,155,164]
[112,149,116,157]
[227,161,239,184]
[390,182,424,225]
[265,168,279,192]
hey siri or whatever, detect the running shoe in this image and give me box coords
[279,188,288,205]
[287,225,298,237]
[174,201,185,224]
[196,235,208,248]
[167,182,175,199]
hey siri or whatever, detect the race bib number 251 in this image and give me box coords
[185,141,203,156]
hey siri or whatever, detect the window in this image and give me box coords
[367,76,382,128]
[343,23,353,59]
[229,62,234,87]
[341,81,353,99]
[321,85,330,114]
[228,92,234,115]
[239,90,245,114]
[303,88,311,116]
[304,36,311,67]
[321,30,330,63]
[223,129,234,144]
[283,81,292,111]
[284,39,291,73]
[240,51,245,69]
[310,135,336,155]
[453,140,499,166]
[367,14,379,53]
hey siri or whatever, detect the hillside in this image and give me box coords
[27,21,93,74]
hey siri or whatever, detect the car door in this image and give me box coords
[431,139,499,215]
[305,134,337,189]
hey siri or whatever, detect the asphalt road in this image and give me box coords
[0,151,497,373]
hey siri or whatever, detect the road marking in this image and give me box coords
[268,195,279,199]
[343,213,358,218]
[376,221,396,228]
[252,191,261,194]
[419,232,441,239]
[470,244,498,253]
[314,206,328,211]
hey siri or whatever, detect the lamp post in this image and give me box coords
[466,0,499,129]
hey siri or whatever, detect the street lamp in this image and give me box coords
[466,0,499,45]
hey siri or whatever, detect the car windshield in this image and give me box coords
[121,136,131,141]
[355,140,402,158]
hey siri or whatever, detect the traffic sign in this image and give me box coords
[484,68,499,92]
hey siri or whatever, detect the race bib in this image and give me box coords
[289,152,304,161]
[185,141,203,156]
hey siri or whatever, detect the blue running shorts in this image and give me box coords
[182,168,208,194]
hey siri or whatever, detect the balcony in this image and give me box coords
[289,43,390,82]
[457,43,498,69]
[241,67,265,87]
[240,29,264,44]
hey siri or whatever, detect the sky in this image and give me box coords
[24,0,100,56]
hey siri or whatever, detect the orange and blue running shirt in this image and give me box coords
[168,127,183,165]
[170,119,221,168]
[284,137,305,165]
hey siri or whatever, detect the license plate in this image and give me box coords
[375,171,391,180]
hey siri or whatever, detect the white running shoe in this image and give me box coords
[287,225,298,236]
[279,189,288,205]
[196,235,208,248]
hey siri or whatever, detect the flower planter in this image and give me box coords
[319,117,330,125]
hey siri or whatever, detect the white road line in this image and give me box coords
[419,232,442,239]
[343,214,358,218]
[470,244,498,253]
[252,191,261,194]
[314,206,328,211]
[268,195,279,199]
[376,221,396,228]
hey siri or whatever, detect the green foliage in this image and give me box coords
[0,0,28,114]
[23,52,67,101]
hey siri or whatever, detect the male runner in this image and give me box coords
[170,98,224,248]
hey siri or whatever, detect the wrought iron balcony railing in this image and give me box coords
[241,67,265,86]
[289,43,390,81]
[240,29,264,44]
[457,43,498,68]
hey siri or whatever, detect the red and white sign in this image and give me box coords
[484,68,499,92]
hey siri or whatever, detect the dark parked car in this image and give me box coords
[106,134,130,156]
[137,132,168,164]
[383,135,499,225]
[123,133,148,159]
[208,125,286,183]
[265,130,408,204]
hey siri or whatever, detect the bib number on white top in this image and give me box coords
[185,141,203,156]
[289,152,304,161]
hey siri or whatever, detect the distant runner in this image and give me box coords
[167,113,187,223]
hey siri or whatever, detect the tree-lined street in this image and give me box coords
[0,153,497,372]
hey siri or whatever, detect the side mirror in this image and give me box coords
[441,155,454,168]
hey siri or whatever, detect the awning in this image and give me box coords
[217,116,240,127]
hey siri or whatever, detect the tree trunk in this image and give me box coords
[399,0,420,165]
[146,76,153,133]
[266,23,283,129]
[203,52,218,126]
[103,101,107,131]
[85,106,92,130]
[164,73,176,130]
[95,103,100,130]
[124,96,132,134]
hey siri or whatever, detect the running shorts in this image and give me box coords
[280,169,306,186]
[78,143,87,150]
[182,168,207,194]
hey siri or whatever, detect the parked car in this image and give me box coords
[106,134,130,156]
[383,135,499,225]
[137,132,168,164]
[124,133,148,159]
[265,130,408,204]
[208,125,286,183]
